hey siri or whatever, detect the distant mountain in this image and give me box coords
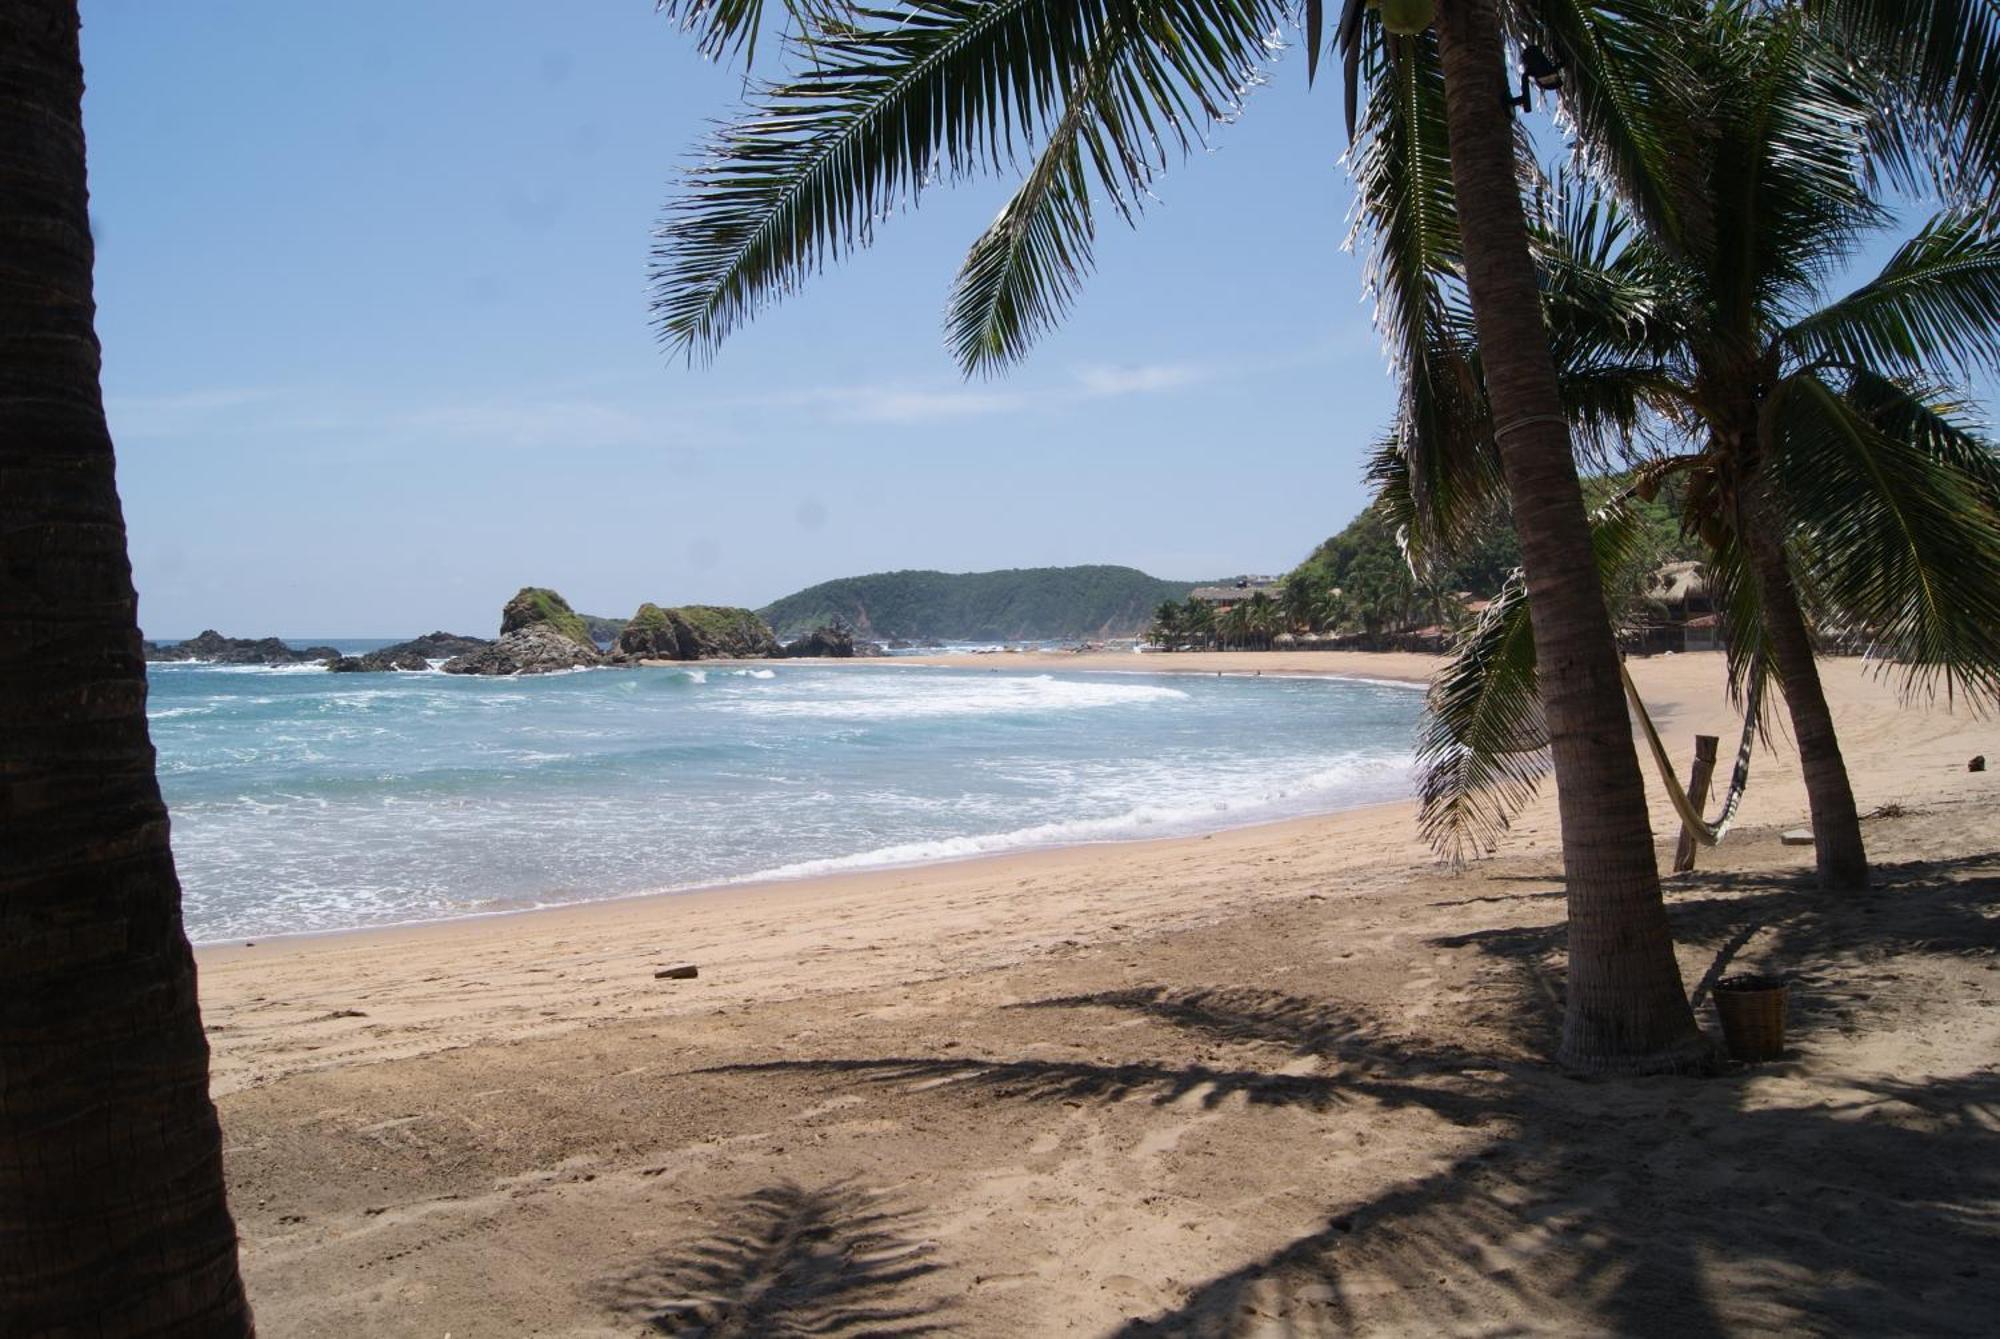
[758,566,1204,643]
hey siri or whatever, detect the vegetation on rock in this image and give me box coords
[499,587,595,649]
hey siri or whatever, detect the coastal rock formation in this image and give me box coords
[386,630,492,659]
[606,604,781,662]
[443,588,603,675]
[328,652,425,673]
[614,604,687,661]
[500,588,596,645]
[442,624,601,676]
[779,624,886,658]
[143,630,341,665]
[325,631,491,673]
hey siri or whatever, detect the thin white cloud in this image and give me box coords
[1071,362,1207,396]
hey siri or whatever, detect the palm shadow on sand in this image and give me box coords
[590,1180,949,1337]
[690,851,2000,1334]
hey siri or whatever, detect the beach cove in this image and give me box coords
[200,651,2000,1334]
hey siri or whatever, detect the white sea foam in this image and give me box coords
[731,672,1186,721]
[725,752,1411,884]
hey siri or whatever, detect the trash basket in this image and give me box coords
[1713,974,1788,1062]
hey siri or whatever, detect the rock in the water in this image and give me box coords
[384,630,491,660]
[603,603,779,662]
[443,623,601,676]
[671,606,780,659]
[614,603,688,661]
[654,963,699,980]
[777,624,886,658]
[1972,755,1987,773]
[442,589,601,675]
[143,630,340,665]
[499,587,595,647]
[326,650,432,673]
[323,631,491,673]
[1780,829,1815,846]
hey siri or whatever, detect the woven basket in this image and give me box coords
[1714,975,1788,1062]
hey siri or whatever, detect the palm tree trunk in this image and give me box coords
[1432,0,1705,1071]
[1741,486,1870,890]
[0,2,254,1332]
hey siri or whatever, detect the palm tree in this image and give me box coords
[1317,587,1353,635]
[0,1,253,1332]
[653,0,1703,1069]
[1279,571,1322,633]
[1181,596,1218,649]
[1149,599,1184,648]
[1243,590,1282,648]
[1380,7,2000,889]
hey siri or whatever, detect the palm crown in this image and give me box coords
[1391,3,2000,864]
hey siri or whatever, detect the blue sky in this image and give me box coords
[79,4,1963,638]
[81,2,1387,637]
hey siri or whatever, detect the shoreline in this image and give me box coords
[190,650,1981,974]
[200,649,2000,1334]
[187,795,1420,955]
[184,652,1439,952]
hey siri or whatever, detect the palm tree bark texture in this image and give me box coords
[0,1,254,1332]
[1739,475,1870,889]
[1431,0,1705,1070]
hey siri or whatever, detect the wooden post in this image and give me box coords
[1673,734,1721,873]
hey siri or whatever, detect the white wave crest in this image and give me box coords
[731,672,1186,721]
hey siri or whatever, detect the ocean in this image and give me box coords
[145,650,1424,944]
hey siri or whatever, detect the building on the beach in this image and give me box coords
[1625,560,1721,654]
[1187,577,1281,612]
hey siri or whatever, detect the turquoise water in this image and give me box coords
[146,655,1423,943]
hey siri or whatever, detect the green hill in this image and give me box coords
[757,565,1203,643]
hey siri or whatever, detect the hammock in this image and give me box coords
[1620,659,1763,848]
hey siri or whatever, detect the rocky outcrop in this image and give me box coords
[443,589,603,675]
[614,604,687,660]
[387,630,491,660]
[500,588,594,646]
[327,651,429,673]
[606,604,781,662]
[143,630,341,665]
[778,624,887,658]
[325,631,491,673]
[443,624,601,676]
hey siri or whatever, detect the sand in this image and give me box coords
[198,651,2000,1335]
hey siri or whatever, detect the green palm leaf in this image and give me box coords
[1804,0,2000,198]
[1774,370,2000,703]
[652,0,1284,362]
[1782,208,2000,379]
[1415,496,1660,863]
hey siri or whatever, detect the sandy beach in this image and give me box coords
[199,651,2000,1335]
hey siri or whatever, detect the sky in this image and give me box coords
[76,3,1957,639]
[79,1,1387,637]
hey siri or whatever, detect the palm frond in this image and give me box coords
[1782,207,2000,380]
[1772,371,2000,705]
[1804,0,2000,200]
[1414,496,1660,863]
[1700,4,1881,336]
[944,9,1152,373]
[658,0,844,67]
[652,0,1284,362]
[1415,571,1547,864]
[1518,0,1706,252]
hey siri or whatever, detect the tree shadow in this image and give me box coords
[661,853,2000,1335]
[1427,853,2000,1051]
[699,1055,1385,1116]
[1095,1065,2000,1336]
[1008,985,1495,1074]
[590,1180,949,1337]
